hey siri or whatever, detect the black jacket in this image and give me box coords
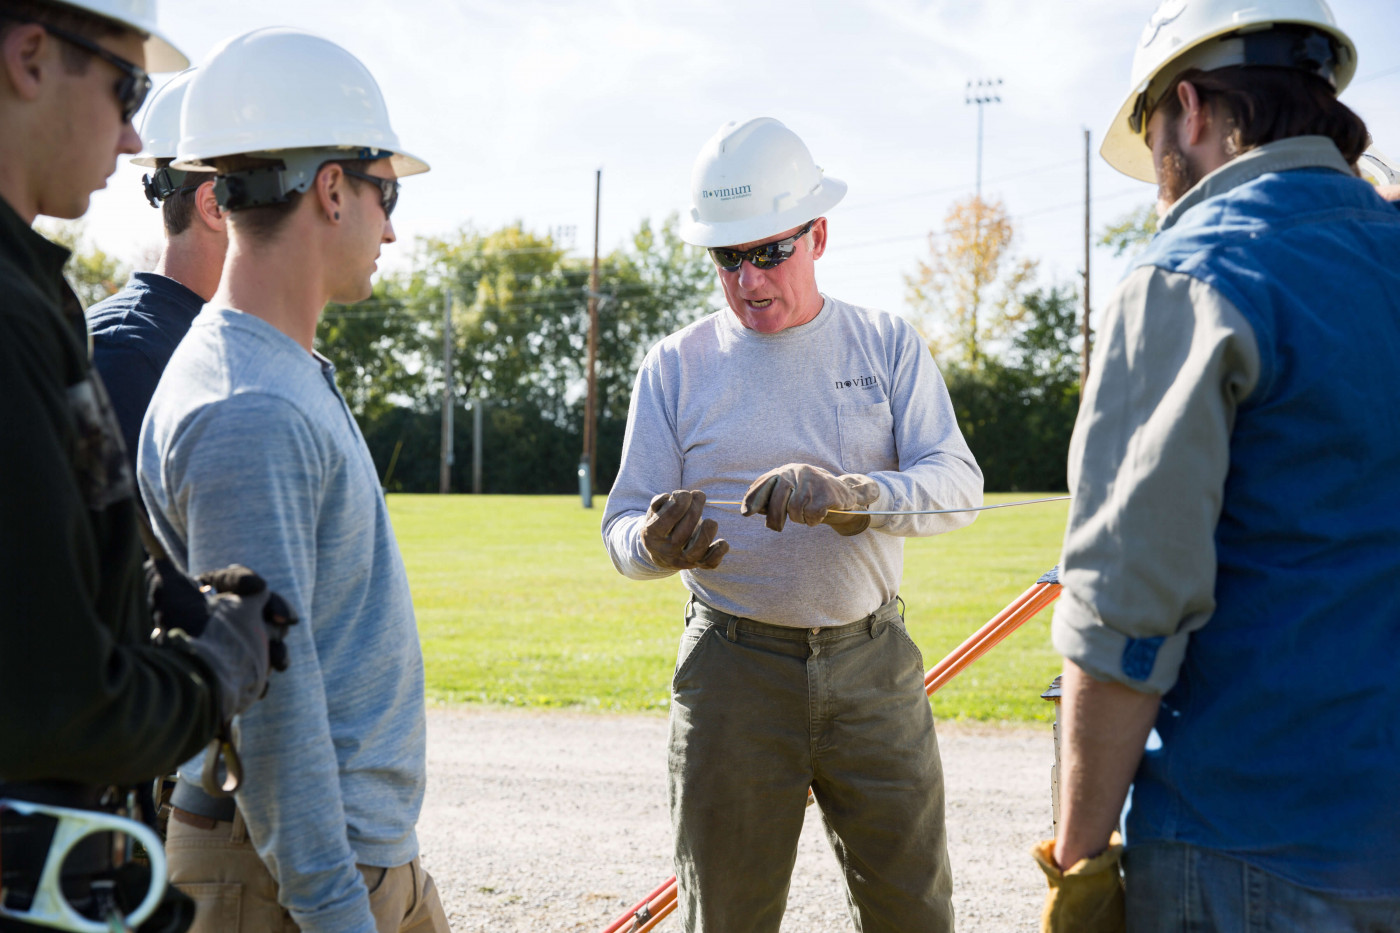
[0,195,217,786]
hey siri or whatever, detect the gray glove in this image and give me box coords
[741,464,881,536]
[642,490,729,571]
[170,588,272,721]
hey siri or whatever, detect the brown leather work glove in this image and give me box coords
[641,490,729,571]
[1031,832,1126,933]
[740,464,880,536]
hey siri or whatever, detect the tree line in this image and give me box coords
[62,203,1161,494]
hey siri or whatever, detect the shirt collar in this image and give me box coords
[1160,136,1355,230]
[0,194,76,303]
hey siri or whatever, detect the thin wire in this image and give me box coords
[704,494,1071,516]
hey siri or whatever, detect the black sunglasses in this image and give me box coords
[709,220,815,272]
[339,167,400,218]
[6,17,153,123]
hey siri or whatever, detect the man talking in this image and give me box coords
[603,116,982,933]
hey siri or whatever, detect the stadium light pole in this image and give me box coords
[965,77,1002,201]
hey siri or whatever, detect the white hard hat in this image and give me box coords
[679,117,846,248]
[173,27,428,206]
[1102,0,1357,182]
[1357,147,1400,186]
[132,66,194,166]
[48,0,187,72]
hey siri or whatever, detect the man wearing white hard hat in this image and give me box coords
[139,27,447,933]
[1035,1,1400,930]
[603,117,981,932]
[88,66,228,476]
[0,2,282,929]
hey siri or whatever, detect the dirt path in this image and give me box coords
[417,707,1053,932]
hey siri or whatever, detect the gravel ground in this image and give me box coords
[417,707,1054,932]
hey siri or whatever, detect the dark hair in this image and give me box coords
[218,156,377,240]
[1157,65,1368,165]
[0,0,126,74]
[161,181,200,237]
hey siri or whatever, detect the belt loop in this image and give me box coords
[725,617,738,643]
[231,807,247,844]
[684,595,695,626]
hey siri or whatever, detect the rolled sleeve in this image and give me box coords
[1053,267,1259,694]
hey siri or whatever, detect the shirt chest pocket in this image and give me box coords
[837,400,897,475]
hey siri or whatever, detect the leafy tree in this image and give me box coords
[943,284,1080,491]
[1099,203,1159,258]
[905,196,1037,367]
[314,216,716,493]
[36,220,130,309]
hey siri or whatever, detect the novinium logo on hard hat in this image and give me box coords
[701,184,752,201]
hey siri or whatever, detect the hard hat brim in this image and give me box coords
[1100,94,1158,184]
[172,146,430,177]
[141,29,189,73]
[680,177,847,248]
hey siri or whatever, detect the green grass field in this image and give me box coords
[394,493,1069,722]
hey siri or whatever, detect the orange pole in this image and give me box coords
[599,574,1062,933]
[926,585,1061,695]
[601,877,677,933]
[632,882,679,933]
[923,582,1046,686]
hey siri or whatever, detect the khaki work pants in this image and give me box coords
[669,596,955,933]
[165,808,451,933]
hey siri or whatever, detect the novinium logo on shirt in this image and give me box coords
[835,375,878,389]
[701,185,752,201]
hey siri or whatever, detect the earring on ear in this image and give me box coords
[333,211,340,221]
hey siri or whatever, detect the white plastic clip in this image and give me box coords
[0,799,166,933]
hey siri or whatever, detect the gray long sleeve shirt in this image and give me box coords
[140,308,426,933]
[602,295,982,626]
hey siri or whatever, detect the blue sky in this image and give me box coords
[76,0,1400,329]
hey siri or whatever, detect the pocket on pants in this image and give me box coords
[178,882,241,933]
[672,621,715,693]
[890,621,925,670]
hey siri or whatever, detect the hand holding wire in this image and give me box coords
[642,490,729,571]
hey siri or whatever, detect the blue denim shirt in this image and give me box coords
[1124,139,1400,895]
[86,272,204,475]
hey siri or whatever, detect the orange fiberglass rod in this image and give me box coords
[599,569,1064,933]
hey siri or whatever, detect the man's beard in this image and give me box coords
[1156,137,1204,210]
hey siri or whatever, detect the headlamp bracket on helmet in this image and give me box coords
[213,147,395,212]
[142,167,198,209]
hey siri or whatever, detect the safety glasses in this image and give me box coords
[339,167,400,218]
[709,220,815,272]
[34,20,151,124]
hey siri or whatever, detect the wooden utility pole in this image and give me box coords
[582,169,601,500]
[1081,129,1092,392]
[439,288,453,494]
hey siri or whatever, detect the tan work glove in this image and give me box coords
[641,490,728,571]
[1031,833,1125,933]
[741,464,880,536]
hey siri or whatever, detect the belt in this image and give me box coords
[686,594,904,638]
[170,779,236,824]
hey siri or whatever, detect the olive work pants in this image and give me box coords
[164,808,450,933]
[668,596,954,933]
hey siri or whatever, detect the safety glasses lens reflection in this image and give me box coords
[709,220,815,272]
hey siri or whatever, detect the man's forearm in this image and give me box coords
[1053,660,1161,868]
